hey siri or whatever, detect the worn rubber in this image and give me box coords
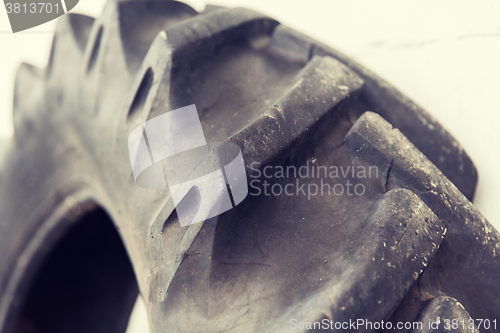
[0,1,496,333]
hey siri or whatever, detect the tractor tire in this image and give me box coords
[1,1,497,333]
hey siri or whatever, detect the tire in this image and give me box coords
[0,1,497,333]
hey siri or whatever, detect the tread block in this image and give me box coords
[13,63,44,142]
[275,25,478,201]
[415,297,474,333]
[118,1,197,75]
[345,111,500,327]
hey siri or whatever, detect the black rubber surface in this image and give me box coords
[0,2,496,333]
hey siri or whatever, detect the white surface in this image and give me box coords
[1,1,499,330]
[125,295,150,333]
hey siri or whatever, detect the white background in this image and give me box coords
[1,1,499,330]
